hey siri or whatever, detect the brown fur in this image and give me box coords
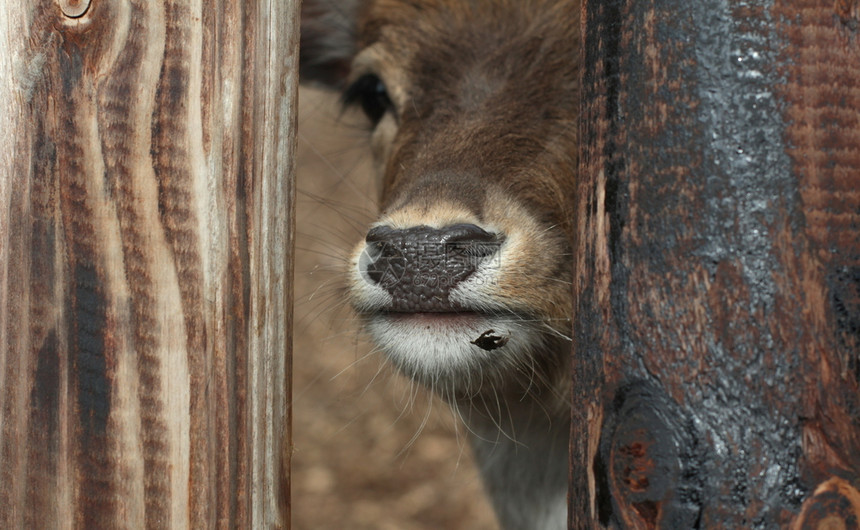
[301,2,579,528]
[358,1,579,224]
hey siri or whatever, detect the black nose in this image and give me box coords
[362,224,502,312]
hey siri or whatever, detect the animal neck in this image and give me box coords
[460,395,570,530]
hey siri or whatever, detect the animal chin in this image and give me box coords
[361,308,545,392]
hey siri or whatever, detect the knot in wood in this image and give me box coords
[794,478,860,530]
[58,0,91,18]
[599,382,701,528]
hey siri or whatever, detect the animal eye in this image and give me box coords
[342,74,394,126]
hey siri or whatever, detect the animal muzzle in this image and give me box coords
[360,223,504,312]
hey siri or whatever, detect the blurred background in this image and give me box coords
[292,87,498,530]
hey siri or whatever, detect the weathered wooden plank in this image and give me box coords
[573,0,859,527]
[0,0,297,527]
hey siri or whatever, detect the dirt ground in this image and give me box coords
[292,87,499,530]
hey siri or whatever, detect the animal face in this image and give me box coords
[301,0,578,404]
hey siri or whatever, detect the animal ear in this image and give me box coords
[300,0,359,89]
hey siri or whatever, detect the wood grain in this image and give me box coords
[0,0,297,527]
[573,0,860,527]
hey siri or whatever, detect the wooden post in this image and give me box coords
[0,0,297,527]
[572,0,860,527]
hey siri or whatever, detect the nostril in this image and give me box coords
[364,240,384,261]
[364,225,401,264]
[439,223,496,244]
[365,225,397,244]
[440,223,503,262]
[362,226,406,287]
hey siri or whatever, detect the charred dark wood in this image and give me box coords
[573,0,860,527]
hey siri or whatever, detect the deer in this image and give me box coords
[300,1,579,528]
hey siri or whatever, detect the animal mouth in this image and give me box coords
[382,311,484,320]
[374,310,494,330]
[373,306,520,322]
[367,309,520,350]
[353,223,529,352]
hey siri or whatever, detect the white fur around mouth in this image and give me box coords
[365,312,545,389]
